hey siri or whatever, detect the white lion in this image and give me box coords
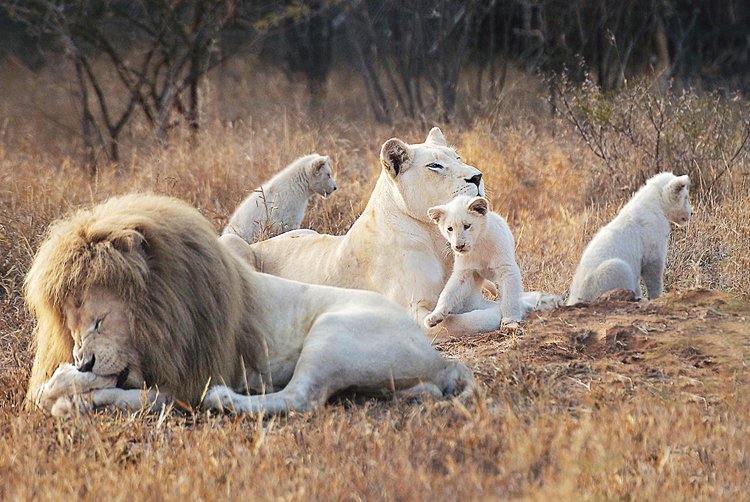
[25,194,476,416]
[221,128,558,336]
[223,154,337,242]
[567,172,692,304]
[424,195,524,329]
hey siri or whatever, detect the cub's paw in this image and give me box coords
[424,312,446,329]
[203,385,237,413]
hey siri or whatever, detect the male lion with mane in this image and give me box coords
[25,194,475,416]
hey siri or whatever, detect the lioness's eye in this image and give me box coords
[427,163,443,171]
[447,227,453,232]
[94,318,102,332]
[464,224,471,230]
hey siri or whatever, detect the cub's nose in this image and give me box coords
[466,173,482,188]
[455,243,466,252]
[77,354,95,373]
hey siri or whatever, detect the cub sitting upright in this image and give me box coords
[223,154,337,242]
[567,172,692,305]
[424,195,524,329]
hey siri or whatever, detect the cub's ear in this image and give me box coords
[427,206,445,224]
[426,127,447,146]
[467,197,489,216]
[380,138,411,178]
[666,175,690,198]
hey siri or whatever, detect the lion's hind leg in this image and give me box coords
[434,360,477,400]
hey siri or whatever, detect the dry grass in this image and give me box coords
[1,61,749,500]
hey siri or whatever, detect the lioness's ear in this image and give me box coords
[467,197,489,216]
[312,157,328,173]
[666,175,690,199]
[426,127,447,146]
[427,206,445,224]
[380,138,411,178]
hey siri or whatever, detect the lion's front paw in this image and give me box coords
[50,393,95,417]
[37,364,118,413]
[203,385,237,413]
[424,311,446,329]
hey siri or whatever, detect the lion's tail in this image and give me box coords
[436,360,478,401]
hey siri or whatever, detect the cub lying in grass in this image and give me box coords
[424,195,524,329]
[223,154,336,242]
[567,172,692,305]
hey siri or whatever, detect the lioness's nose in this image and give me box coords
[77,354,95,373]
[466,173,482,188]
[455,243,466,251]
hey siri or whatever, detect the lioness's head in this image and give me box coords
[64,286,139,389]
[661,174,692,226]
[379,127,485,221]
[307,155,337,198]
[428,195,489,254]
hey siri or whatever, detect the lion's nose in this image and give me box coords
[455,243,466,251]
[466,173,482,188]
[77,354,95,373]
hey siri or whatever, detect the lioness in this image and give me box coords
[25,194,476,416]
[223,128,557,336]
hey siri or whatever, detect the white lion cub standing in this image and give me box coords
[425,195,524,329]
[223,154,337,243]
[567,172,692,304]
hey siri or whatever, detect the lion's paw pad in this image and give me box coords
[203,386,236,412]
[424,313,445,328]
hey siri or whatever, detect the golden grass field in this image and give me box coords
[1,61,749,500]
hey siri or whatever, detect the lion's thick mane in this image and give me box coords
[25,194,265,407]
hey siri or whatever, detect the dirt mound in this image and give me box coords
[438,289,749,405]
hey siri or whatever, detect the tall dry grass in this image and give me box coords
[0,58,749,500]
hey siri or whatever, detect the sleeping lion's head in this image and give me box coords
[24,194,263,408]
[64,286,138,389]
[379,127,485,222]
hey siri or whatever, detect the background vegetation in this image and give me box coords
[0,1,748,499]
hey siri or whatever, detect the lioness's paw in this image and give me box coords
[424,312,446,328]
[501,319,521,330]
[203,385,237,413]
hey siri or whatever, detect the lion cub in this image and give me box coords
[223,154,337,243]
[425,195,523,329]
[567,172,692,304]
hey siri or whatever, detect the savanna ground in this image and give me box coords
[1,59,749,499]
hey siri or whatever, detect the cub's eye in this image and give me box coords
[447,227,453,232]
[94,318,102,332]
[426,163,444,171]
[464,224,471,230]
